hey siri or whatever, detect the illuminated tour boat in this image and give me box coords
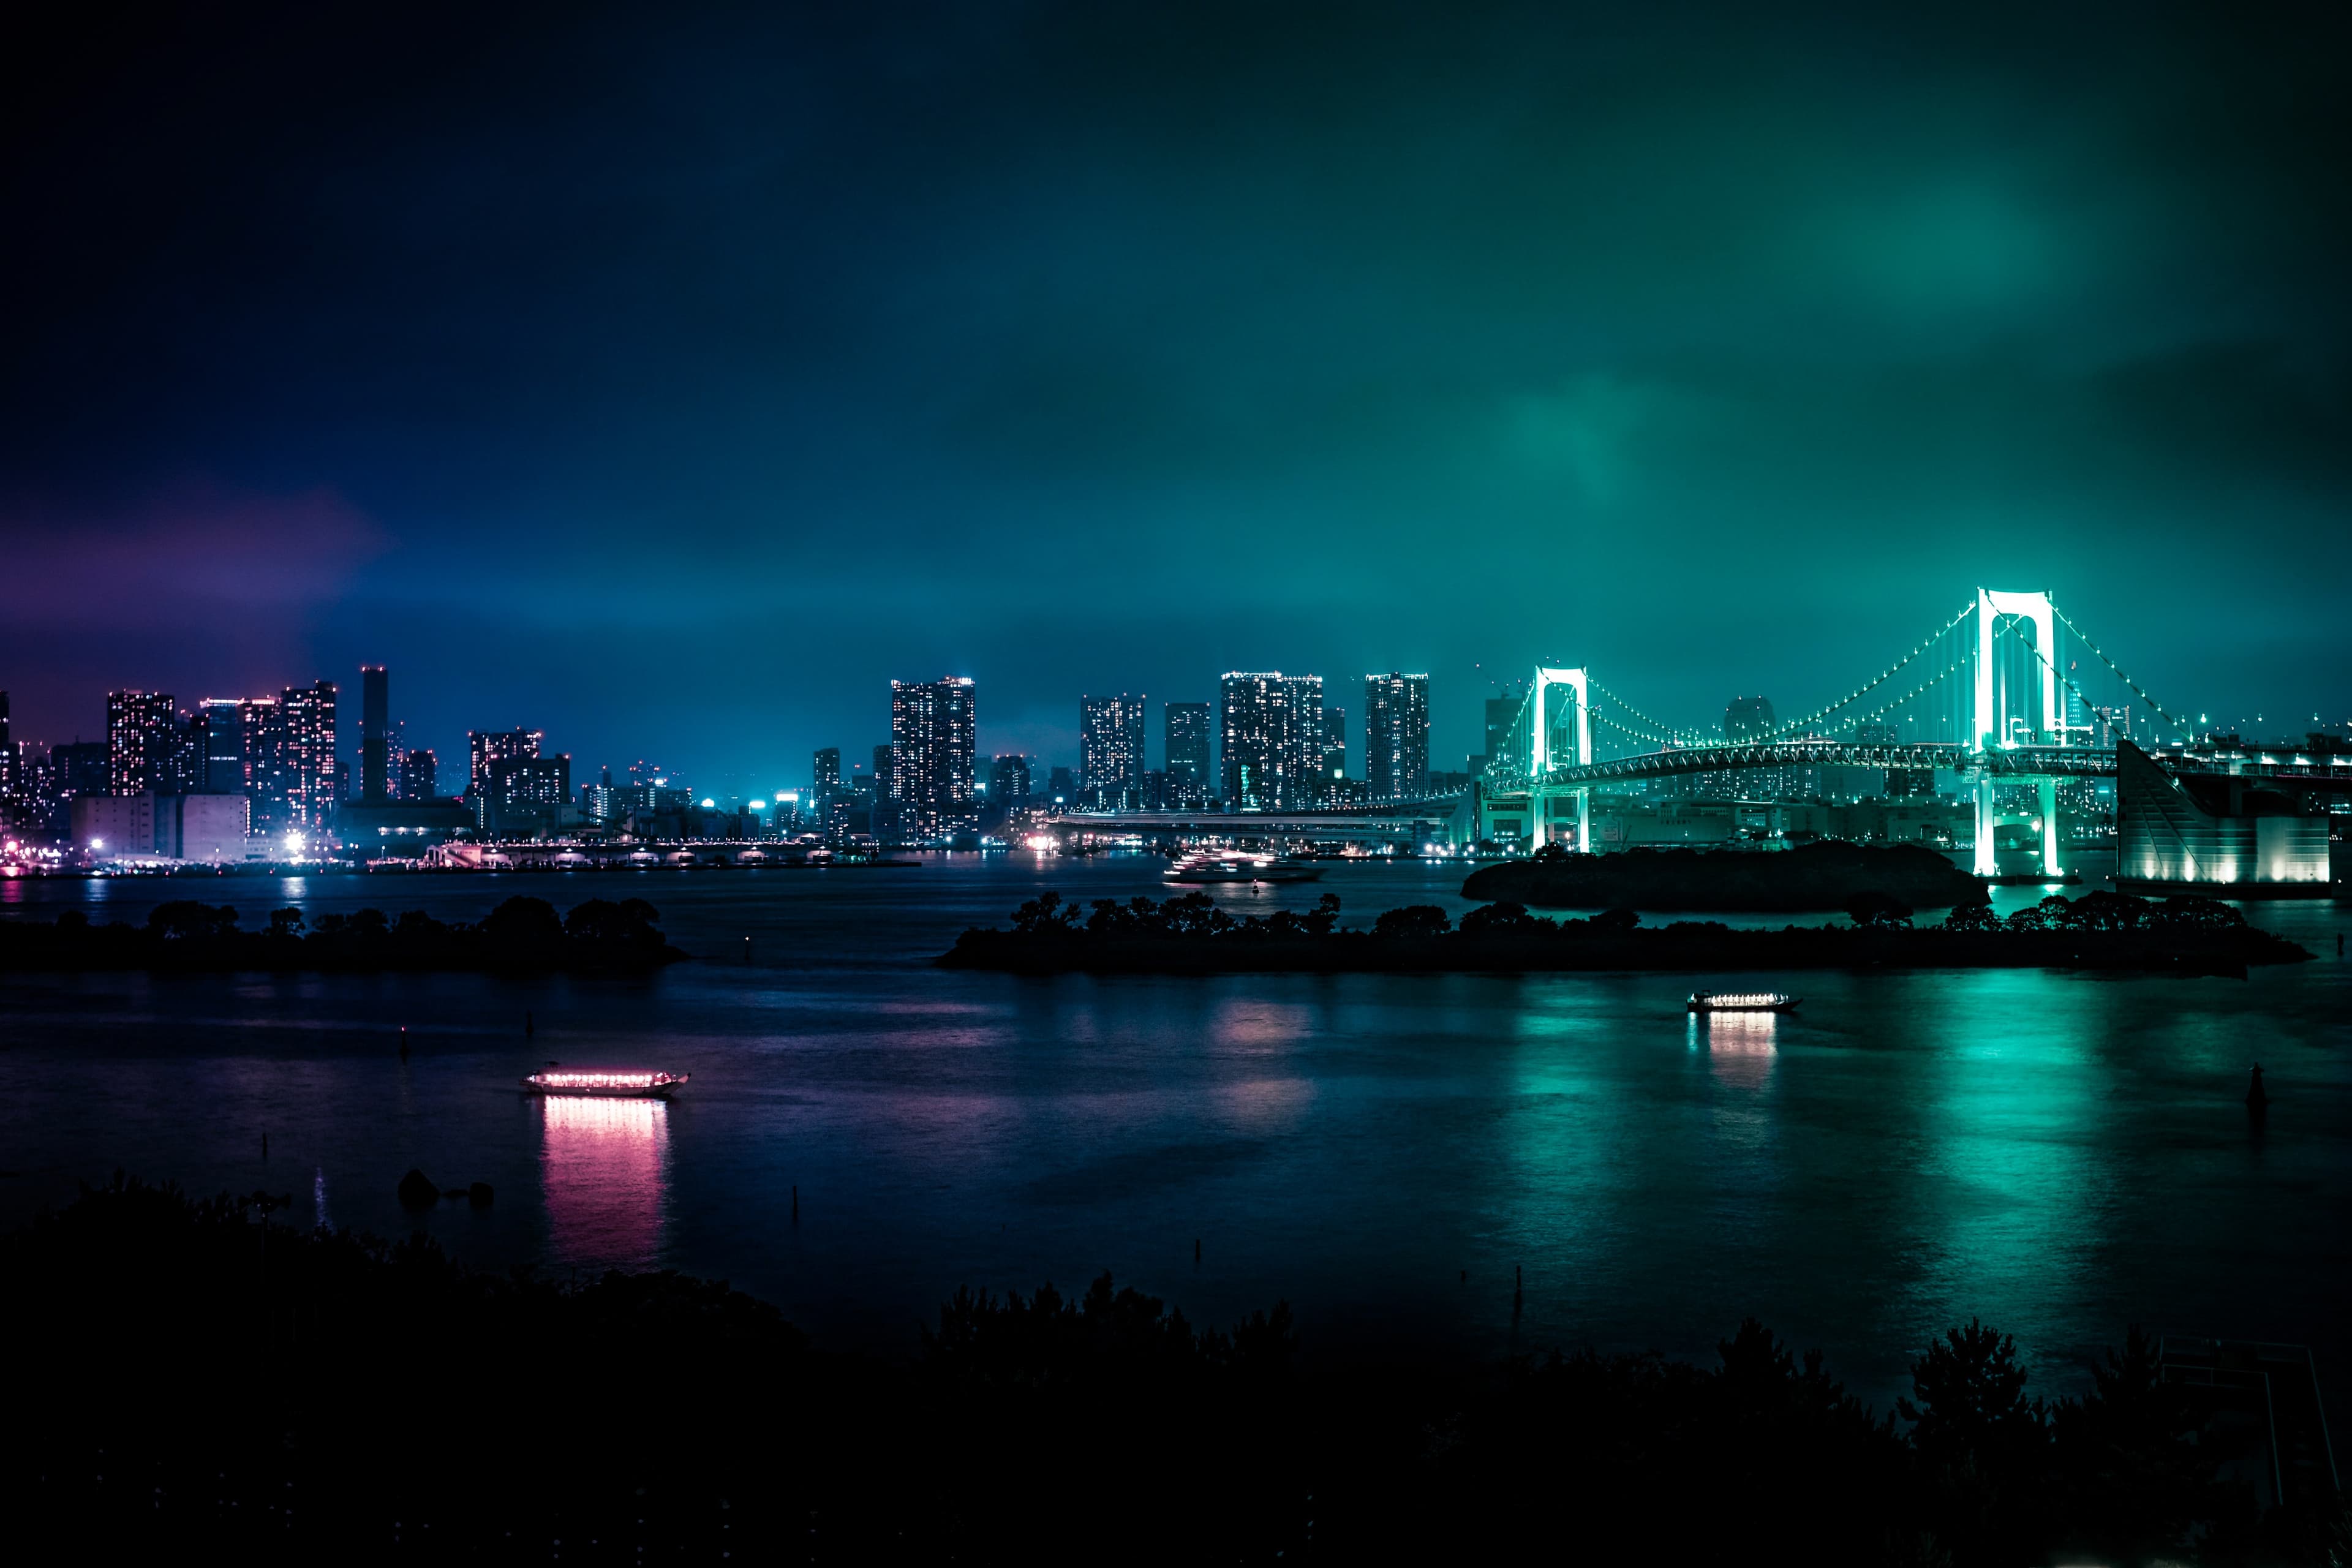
[1686,991,1800,1014]
[521,1069,690,1099]
[1163,851,1322,885]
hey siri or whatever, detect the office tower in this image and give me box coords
[1321,707,1347,786]
[1046,765,1075,804]
[989,753,1031,808]
[888,677,977,840]
[872,744,894,794]
[107,690,177,794]
[1475,685,1524,775]
[401,748,439,801]
[1721,695,1779,801]
[1079,695,1147,795]
[360,665,390,802]
[1362,673,1431,799]
[813,748,841,788]
[1163,701,1210,793]
[1219,672,1322,810]
[468,728,541,799]
[196,699,247,793]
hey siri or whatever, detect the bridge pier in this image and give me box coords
[2040,777,2062,880]
[1973,774,1997,878]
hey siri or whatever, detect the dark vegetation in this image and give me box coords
[939,889,2310,976]
[0,895,687,971]
[1463,839,1991,911]
[7,1178,2341,1563]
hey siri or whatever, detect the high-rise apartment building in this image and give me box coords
[1219,672,1322,810]
[1363,673,1431,799]
[889,677,977,840]
[106,690,178,795]
[468,729,541,799]
[360,665,390,802]
[1473,685,1524,775]
[813,748,841,788]
[1079,695,1147,795]
[401,748,439,801]
[1163,702,1211,795]
[242,682,338,832]
[1321,707,1347,788]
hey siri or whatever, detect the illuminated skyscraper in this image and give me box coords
[1163,702,1210,796]
[1720,694,1780,801]
[106,690,176,795]
[1363,673,1430,799]
[889,677,977,839]
[1321,707,1347,789]
[244,682,338,833]
[468,728,541,799]
[813,748,841,788]
[1079,695,1147,795]
[1219,672,1322,810]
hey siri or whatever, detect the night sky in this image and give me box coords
[6,2,2347,790]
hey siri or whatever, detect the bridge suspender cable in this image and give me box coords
[2048,603,2191,738]
[1760,601,1977,744]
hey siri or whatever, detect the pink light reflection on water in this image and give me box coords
[538,1096,671,1273]
[1693,1010,1777,1090]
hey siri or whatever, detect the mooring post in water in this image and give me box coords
[262,1131,268,1161]
[398,1025,409,1061]
[791,1184,799,1224]
[526,1009,535,1037]
[744,935,753,962]
[1194,1237,1201,1263]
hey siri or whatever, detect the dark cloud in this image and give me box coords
[4,1,2348,767]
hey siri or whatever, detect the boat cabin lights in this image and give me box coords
[1694,992,1783,1007]
[532,1070,678,1090]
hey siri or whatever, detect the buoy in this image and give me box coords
[2246,1063,2270,1112]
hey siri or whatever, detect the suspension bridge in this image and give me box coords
[1479,587,2348,877]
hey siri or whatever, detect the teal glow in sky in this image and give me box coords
[4,3,2346,782]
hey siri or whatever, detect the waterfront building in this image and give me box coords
[1363,673,1430,799]
[2114,741,2330,895]
[1163,701,1211,797]
[467,728,541,801]
[106,690,177,795]
[889,677,978,840]
[1219,672,1322,810]
[813,747,841,788]
[1046,765,1075,805]
[360,666,390,802]
[1321,707,1348,794]
[1079,695,1147,794]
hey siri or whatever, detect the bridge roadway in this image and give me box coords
[1042,798,1468,835]
[1501,742,2352,791]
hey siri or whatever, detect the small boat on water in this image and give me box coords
[1687,991,1800,1014]
[521,1069,689,1099]
[1163,852,1322,885]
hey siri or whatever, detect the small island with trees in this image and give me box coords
[0,895,687,973]
[938,888,2308,977]
[1462,839,1992,911]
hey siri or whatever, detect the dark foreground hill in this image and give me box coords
[1463,840,1989,912]
[6,1176,2339,1563]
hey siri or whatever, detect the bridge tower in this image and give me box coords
[1528,666,1592,851]
[1971,588,2064,880]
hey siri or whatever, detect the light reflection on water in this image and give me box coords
[539,1096,671,1273]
